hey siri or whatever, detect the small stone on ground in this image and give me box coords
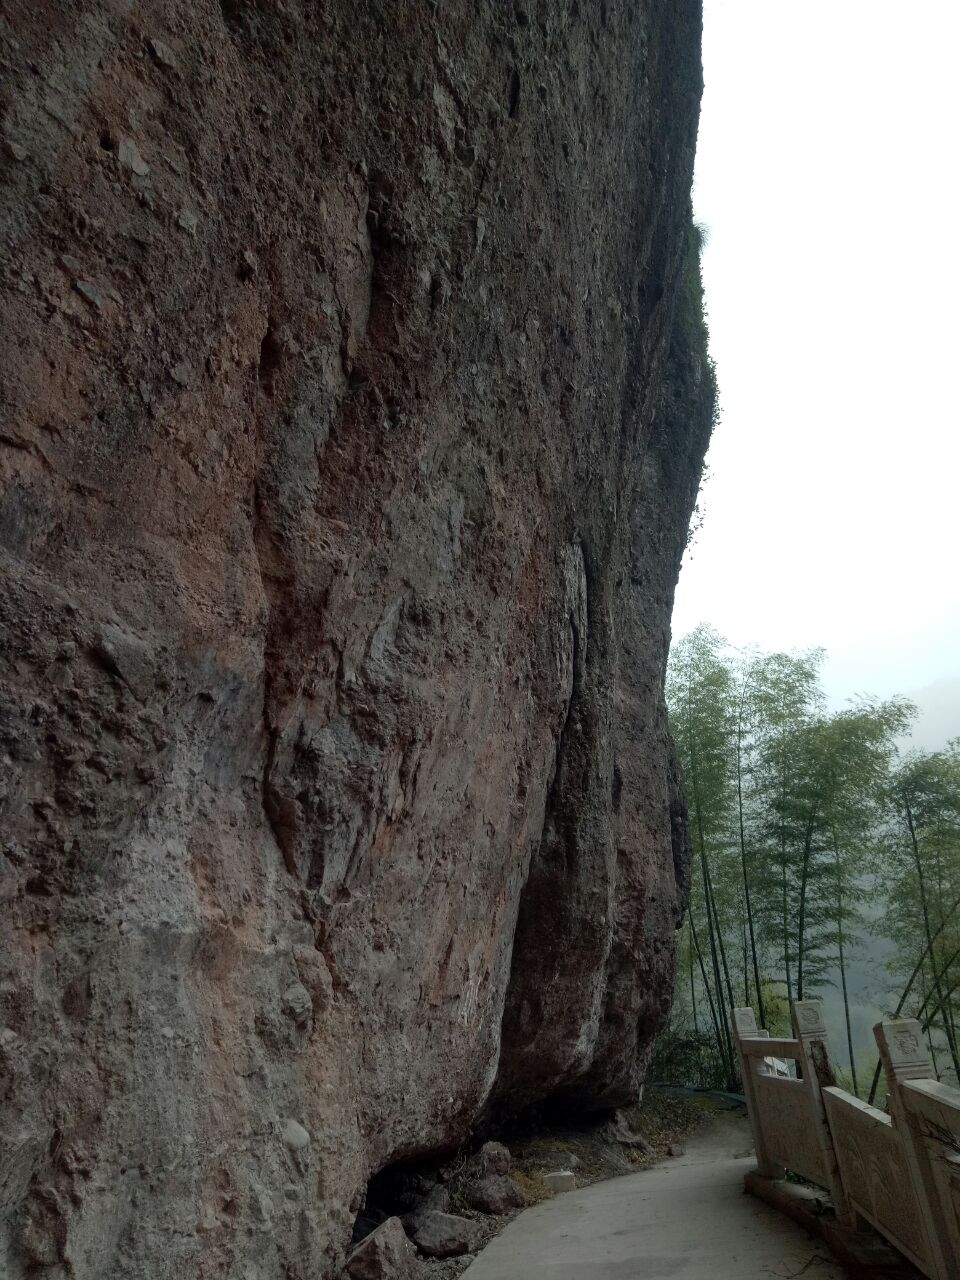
[542,1170,576,1193]
[409,1211,485,1259]
[479,1141,512,1175]
[465,1175,525,1215]
[346,1217,419,1280]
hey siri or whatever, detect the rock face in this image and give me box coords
[0,3,712,1279]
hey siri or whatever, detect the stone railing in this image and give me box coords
[733,1000,960,1280]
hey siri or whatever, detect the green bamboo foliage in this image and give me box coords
[876,746,960,1090]
[666,625,739,1085]
[660,625,944,1096]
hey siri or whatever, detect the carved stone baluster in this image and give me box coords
[876,1019,958,1280]
[731,1006,784,1179]
[789,999,856,1226]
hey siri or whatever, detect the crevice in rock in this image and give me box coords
[261,714,298,877]
[351,1153,452,1244]
[486,541,606,1118]
[257,323,283,398]
[507,66,521,118]
[250,475,298,877]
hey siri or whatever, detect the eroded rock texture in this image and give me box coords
[0,1,713,1276]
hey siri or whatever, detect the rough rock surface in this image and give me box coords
[464,1175,525,1216]
[418,1185,452,1217]
[601,1105,657,1151]
[345,1217,419,1280]
[0,2,713,1279]
[478,1141,512,1176]
[408,1212,484,1260]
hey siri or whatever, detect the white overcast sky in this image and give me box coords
[673,0,960,749]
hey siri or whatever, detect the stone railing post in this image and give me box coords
[789,1000,855,1227]
[875,1019,958,1280]
[731,1006,784,1179]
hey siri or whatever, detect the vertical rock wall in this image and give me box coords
[0,1,713,1276]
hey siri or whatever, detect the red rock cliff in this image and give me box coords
[0,2,713,1276]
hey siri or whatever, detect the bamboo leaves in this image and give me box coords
[664,625,922,1092]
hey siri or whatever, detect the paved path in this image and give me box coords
[463,1113,847,1280]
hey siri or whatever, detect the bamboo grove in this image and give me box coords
[660,624,960,1100]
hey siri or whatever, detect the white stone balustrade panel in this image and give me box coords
[823,1087,928,1271]
[901,1080,960,1269]
[754,1075,828,1187]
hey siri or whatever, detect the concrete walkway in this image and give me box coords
[463,1113,847,1280]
